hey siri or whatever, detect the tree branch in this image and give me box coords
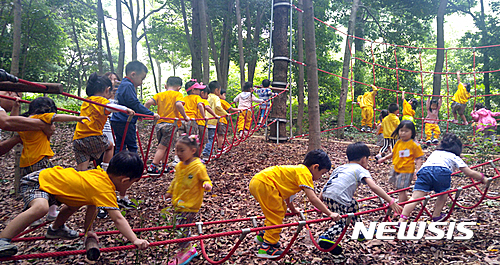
[447,1,477,20]
[359,5,387,41]
[137,1,168,25]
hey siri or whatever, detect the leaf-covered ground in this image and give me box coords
[0,122,499,264]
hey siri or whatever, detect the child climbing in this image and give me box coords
[451,71,472,125]
[401,91,418,123]
[165,135,212,265]
[424,96,442,145]
[471,103,500,142]
[357,85,378,132]
[378,120,424,203]
[319,142,402,263]
[73,73,134,172]
[144,76,190,176]
[0,151,150,258]
[234,82,263,138]
[398,133,487,223]
[202,81,228,158]
[249,149,341,259]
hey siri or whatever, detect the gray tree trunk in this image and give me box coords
[432,0,447,96]
[10,0,21,76]
[219,0,233,90]
[199,0,210,84]
[116,0,125,78]
[304,0,320,150]
[156,58,161,89]
[337,0,360,138]
[235,0,245,87]
[297,0,305,135]
[480,0,490,108]
[191,0,203,80]
[97,0,103,74]
[247,8,263,83]
[102,7,114,73]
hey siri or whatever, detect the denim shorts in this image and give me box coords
[414,166,451,193]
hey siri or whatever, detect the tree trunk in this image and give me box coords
[102,6,114,73]
[10,0,21,76]
[191,0,202,80]
[129,0,138,61]
[480,0,490,108]
[297,0,305,135]
[248,8,263,84]
[71,12,86,97]
[235,0,245,87]
[219,0,233,90]
[143,0,158,93]
[97,0,103,74]
[337,0,360,139]
[207,9,222,84]
[180,0,195,78]
[117,0,125,78]
[304,0,321,150]
[199,0,210,84]
[156,58,161,89]
[432,0,447,96]
[270,0,289,142]
[353,5,365,96]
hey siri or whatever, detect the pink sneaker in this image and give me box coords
[167,247,198,265]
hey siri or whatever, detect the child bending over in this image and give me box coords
[379,103,400,155]
[378,120,424,203]
[471,103,500,142]
[249,149,341,259]
[319,142,402,263]
[0,151,149,257]
[165,135,212,265]
[399,133,487,222]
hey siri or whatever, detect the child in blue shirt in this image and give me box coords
[254,79,286,127]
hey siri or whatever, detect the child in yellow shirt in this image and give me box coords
[357,85,378,132]
[379,103,400,155]
[401,91,418,123]
[0,151,150,258]
[378,120,424,203]
[18,97,89,225]
[202,81,228,158]
[144,77,190,176]
[451,71,472,125]
[375,109,389,160]
[165,135,212,265]
[73,73,134,172]
[249,149,341,259]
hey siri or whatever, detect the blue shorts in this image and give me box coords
[414,166,451,193]
[259,108,267,118]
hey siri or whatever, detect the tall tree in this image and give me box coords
[297,0,305,135]
[337,0,360,138]
[10,0,21,76]
[97,0,103,74]
[432,0,447,96]
[116,0,125,78]
[199,0,209,84]
[235,0,245,87]
[304,0,321,150]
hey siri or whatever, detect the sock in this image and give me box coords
[100,162,109,171]
[0,238,11,243]
[48,205,58,217]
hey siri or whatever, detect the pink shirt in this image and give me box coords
[471,108,500,131]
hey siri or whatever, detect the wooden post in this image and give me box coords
[85,237,100,261]
[0,82,63,94]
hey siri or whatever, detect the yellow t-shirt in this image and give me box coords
[391,140,424,173]
[360,91,376,108]
[19,113,56,167]
[73,96,110,140]
[252,164,314,200]
[153,90,185,125]
[184,95,205,126]
[403,99,415,117]
[220,100,231,125]
[168,159,212,212]
[452,83,471,104]
[382,113,400,139]
[206,94,228,126]
[39,166,119,209]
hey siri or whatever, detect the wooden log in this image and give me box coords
[85,237,100,261]
[0,82,63,94]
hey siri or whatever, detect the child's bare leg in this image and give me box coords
[152,144,168,165]
[103,141,114,163]
[217,134,224,149]
[52,205,79,229]
[76,161,90,171]
[452,112,458,121]
[0,198,48,239]
[399,190,427,222]
[460,114,467,124]
[398,191,408,203]
[432,194,448,218]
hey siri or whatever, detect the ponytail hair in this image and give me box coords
[23,97,57,117]
[86,72,112,96]
[437,133,462,156]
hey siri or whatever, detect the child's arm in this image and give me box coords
[303,188,341,221]
[204,105,219,118]
[377,152,393,164]
[364,178,402,214]
[0,135,22,156]
[285,197,300,214]
[144,98,155,109]
[175,102,191,121]
[10,98,20,116]
[108,209,150,249]
[402,91,406,101]
[52,114,90,124]
[251,94,264,103]
[197,102,207,119]
[426,97,431,110]
[413,156,424,180]
[457,71,461,84]
[438,97,443,107]
[460,166,488,184]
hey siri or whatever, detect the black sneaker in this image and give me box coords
[97,208,108,219]
[318,237,343,255]
[118,197,136,209]
[0,239,17,257]
[257,244,283,259]
[147,164,161,176]
[45,224,79,239]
